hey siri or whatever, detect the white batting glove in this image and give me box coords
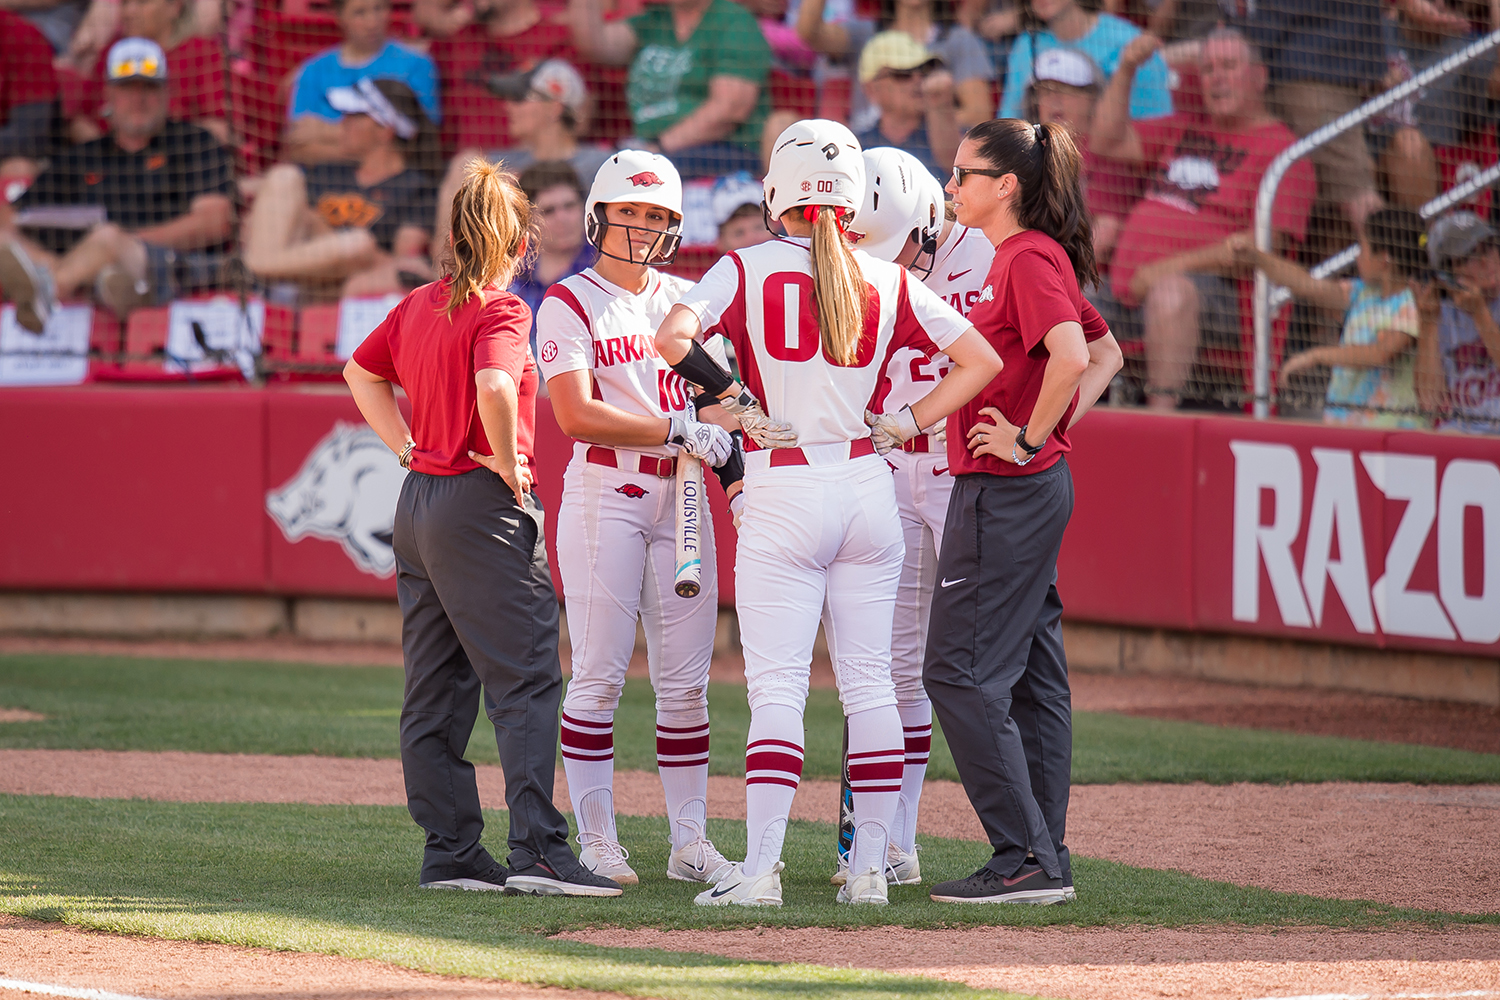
[864,405,920,455]
[719,389,798,449]
[729,492,745,529]
[932,419,947,445]
[668,415,734,466]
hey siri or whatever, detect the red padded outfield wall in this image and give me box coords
[3,386,1498,658]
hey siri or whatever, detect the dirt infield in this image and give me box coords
[0,915,629,1000]
[2,749,1496,914]
[4,635,1495,753]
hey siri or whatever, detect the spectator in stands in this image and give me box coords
[419,0,574,156]
[797,0,993,132]
[0,11,62,168]
[1000,0,1173,122]
[711,171,770,252]
[1020,46,1137,264]
[1091,29,1315,410]
[1236,0,1386,237]
[1416,211,1500,433]
[854,32,958,180]
[433,60,609,246]
[284,0,439,164]
[969,0,1021,87]
[65,0,221,70]
[1229,208,1429,429]
[69,0,227,144]
[568,0,772,178]
[507,160,594,350]
[8,0,87,54]
[743,0,817,73]
[1141,0,1227,63]
[1370,8,1500,213]
[0,38,233,332]
[245,78,439,300]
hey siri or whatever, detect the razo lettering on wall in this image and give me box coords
[1229,441,1500,645]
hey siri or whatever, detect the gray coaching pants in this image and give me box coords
[923,459,1074,881]
[393,467,575,883]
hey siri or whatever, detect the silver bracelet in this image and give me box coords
[1012,441,1035,467]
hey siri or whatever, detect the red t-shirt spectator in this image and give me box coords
[1109,115,1316,307]
[1,12,58,123]
[1076,132,1142,221]
[430,19,574,154]
[70,34,226,129]
[353,278,539,475]
[949,231,1111,479]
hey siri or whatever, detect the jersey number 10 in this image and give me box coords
[658,369,691,412]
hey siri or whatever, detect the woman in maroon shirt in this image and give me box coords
[924,118,1122,907]
[344,159,621,898]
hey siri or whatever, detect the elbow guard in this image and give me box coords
[712,431,746,491]
[669,339,735,397]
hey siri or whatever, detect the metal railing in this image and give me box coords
[1251,28,1500,419]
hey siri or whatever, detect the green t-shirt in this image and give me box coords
[627,0,770,150]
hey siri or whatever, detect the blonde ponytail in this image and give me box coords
[807,208,868,365]
[444,158,534,318]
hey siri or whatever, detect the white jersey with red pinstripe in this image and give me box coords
[677,237,971,452]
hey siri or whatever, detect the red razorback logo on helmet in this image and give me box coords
[627,171,664,187]
[615,483,649,498]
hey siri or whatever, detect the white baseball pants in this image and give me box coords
[887,449,954,704]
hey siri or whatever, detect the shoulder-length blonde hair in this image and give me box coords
[443,158,534,318]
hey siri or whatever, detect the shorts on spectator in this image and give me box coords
[1271,81,1377,207]
[143,245,227,305]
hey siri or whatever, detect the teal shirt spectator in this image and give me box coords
[1000,14,1172,121]
[290,41,441,123]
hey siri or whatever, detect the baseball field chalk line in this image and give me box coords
[0,979,166,1000]
[1250,992,1500,1000]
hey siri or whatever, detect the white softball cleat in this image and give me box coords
[836,866,889,905]
[578,834,639,886]
[887,843,922,885]
[693,861,784,906]
[668,837,737,884]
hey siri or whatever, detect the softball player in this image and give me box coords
[536,150,741,887]
[655,120,1002,907]
[829,147,998,887]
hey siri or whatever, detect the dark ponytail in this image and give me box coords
[966,118,1098,289]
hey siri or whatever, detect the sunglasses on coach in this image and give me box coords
[951,165,1008,186]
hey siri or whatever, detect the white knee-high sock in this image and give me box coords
[561,708,617,844]
[656,706,710,851]
[892,699,932,854]
[743,703,804,876]
[845,704,904,877]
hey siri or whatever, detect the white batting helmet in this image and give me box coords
[848,147,946,264]
[585,149,684,264]
[763,119,865,221]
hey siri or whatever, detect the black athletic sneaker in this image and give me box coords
[503,860,623,897]
[420,861,508,892]
[929,863,1071,905]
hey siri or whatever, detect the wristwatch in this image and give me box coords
[1015,425,1044,457]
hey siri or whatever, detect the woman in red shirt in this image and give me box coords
[344,159,621,899]
[924,118,1122,907]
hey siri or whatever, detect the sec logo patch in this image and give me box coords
[540,340,558,363]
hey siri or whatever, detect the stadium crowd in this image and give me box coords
[0,0,1496,431]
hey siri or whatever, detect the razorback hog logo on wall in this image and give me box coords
[1230,440,1500,646]
[627,172,664,187]
[265,422,408,577]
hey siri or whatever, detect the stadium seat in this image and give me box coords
[769,68,816,117]
[297,303,340,361]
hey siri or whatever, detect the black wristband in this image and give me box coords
[669,340,735,396]
[693,391,720,415]
[1016,424,1044,456]
[712,431,746,489]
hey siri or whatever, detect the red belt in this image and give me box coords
[767,437,876,467]
[901,435,932,454]
[587,446,677,478]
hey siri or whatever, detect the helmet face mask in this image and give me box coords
[588,203,683,266]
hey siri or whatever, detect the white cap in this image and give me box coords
[1032,48,1102,89]
[529,59,588,115]
[711,172,765,228]
[107,37,168,82]
[847,147,945,262]
[763,118,864,221]
[327,78,417,139]
[585,149,684,263]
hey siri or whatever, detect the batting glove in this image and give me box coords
[719,390,798,449]
[864,405,921,455]
[729,492,745,529]
[668,415,734,466]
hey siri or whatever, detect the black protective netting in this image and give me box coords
[0,0,1495,431]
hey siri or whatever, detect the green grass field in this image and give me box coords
[2,653,1498,785]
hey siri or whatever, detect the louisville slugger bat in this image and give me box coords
[836,717,854,870]
[674,453,703,598]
